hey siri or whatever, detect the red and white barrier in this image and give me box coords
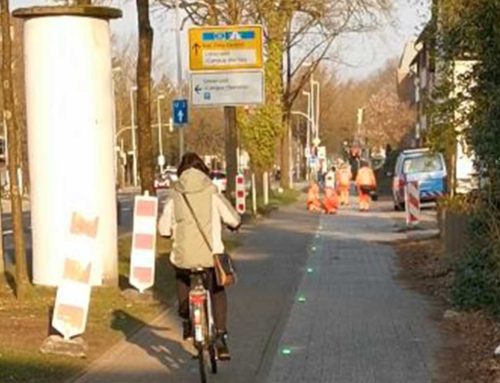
[405,181,420,227]
[52,212,99,340]
[235,174,246,215]
[129,195,158,293]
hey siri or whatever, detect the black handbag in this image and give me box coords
[181,193,237,287]
[360,185,375,194]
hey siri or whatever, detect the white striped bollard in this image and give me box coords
[405,180,420,228]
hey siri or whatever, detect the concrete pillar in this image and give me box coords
[13,6,122,286]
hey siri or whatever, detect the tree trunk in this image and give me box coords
[280,110,291,189]
[136,0,154,195]
[1,0,29,298]
[224,106,237,201]
[0,198,4,274]
[279,17,293,190]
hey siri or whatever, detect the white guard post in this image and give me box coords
[235,174,246,214]
[129,195,159,293]
[52,212,99,340]
[405,180,420,228]
[13,6,122,286]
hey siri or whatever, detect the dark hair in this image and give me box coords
[177,152,210,177]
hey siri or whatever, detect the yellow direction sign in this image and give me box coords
[189,25,263,71]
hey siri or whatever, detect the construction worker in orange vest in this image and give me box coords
[336,163,352,206]
[355,160,377,212]
[307,182,322,212]
[323,186,339,214]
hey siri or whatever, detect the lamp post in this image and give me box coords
[156,94,165,172]
[175,0,185,158]
[312,80,320,141]
[129,86,138,187]
[303,91,312,152]
[111,66,122,187]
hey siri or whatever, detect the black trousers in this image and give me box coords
[174,267,228,332]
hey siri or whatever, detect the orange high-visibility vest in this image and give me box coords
[356,167,376,187]
[338,168,351,187]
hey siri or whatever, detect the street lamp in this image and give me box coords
[129,86,138,187]
[303,91,312,151]
[312,80,320,141]
[111,66,122,187]
[156,94,166,172]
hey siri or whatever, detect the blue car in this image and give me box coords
[392,148,447,210]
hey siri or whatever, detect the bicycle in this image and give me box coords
[189,268,218,383]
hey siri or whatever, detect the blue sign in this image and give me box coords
[172,99,188,125]
[202,30,256,42]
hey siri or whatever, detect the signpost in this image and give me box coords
[317,146,326,160]
[189,25,263,71]
[172,99,188,125]
[188,24,265,200]
[191,71,265,106]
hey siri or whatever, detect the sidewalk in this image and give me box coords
[266,200,442,383]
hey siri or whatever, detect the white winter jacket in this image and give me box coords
[158,168,241,269]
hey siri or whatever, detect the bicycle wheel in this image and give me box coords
[197,345,208,383]
[209,343,217,374]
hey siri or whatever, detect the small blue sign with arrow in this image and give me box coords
[172,99,188,126]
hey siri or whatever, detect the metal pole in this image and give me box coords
[303,92,311,151]
[130,87,138,187]
[289,125,294,188]
[175,0,185,158]
[310,74,315,139]
[252,173,257,215]
[263,171,269,205]
[157,95,165,172]
[313,80,320,141]
[120,138,126,187]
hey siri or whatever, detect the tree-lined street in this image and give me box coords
[64,196,442,383]
[3,0,500,382]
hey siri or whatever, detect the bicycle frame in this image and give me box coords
[189,270,218,382]
[189,272,216,346]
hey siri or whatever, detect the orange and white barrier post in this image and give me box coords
[235,174,246,215]
[52,212,99,340]
[405,181,420,228]
[129,194,158,293]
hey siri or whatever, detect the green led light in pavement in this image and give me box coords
[281,348,292,355]
[298,296,306,303]
[311,246,316,252]
[307,267,314,273]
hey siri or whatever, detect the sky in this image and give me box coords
[12,0,430,82]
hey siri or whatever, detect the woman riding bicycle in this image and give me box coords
[158,152,241,360]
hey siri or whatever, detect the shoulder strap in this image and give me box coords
[181,193,213,253]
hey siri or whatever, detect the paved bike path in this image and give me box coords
[266,202,442,383]
[70,199,319,383]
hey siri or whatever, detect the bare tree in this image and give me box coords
[1,0,29,298]
[157,0,392,189]
[136,0,155,194]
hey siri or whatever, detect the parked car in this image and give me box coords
[210,170,227,193]
[392,148,447,210]
[154,168,178,190]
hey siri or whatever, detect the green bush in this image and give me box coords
[452,205,500,316]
